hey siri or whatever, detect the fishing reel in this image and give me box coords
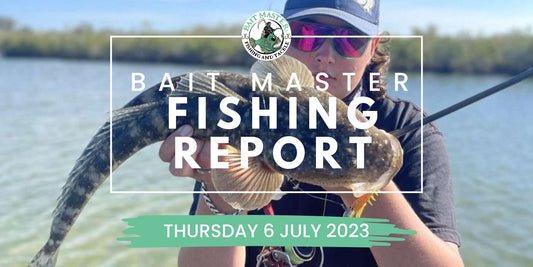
[259,246,316,266]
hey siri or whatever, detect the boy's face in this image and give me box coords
[286,16,379,99]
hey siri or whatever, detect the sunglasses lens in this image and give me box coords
[290,21,325,51]
[289,21,370,58]
[333,37,369,57]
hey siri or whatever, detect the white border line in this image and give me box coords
[109,36,113,193]
[420,36,424,194]
[109,35,423,194]
[111,35,242,38]
[110,191,423,194]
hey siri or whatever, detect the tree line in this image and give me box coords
[0,18,531,74]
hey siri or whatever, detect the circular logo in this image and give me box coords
[241,11,291,61]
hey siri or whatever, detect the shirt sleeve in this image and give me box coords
[395,123,461,246]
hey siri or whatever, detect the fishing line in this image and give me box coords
[288,179,346,209]
[322,193,328,217]
[390,67,533,138]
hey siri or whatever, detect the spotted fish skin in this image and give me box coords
[29,86,175,266]
[246,58,403,190]
[29,56,403,266]
[29,71,272,266]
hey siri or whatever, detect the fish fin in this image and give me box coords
[251,55,314,88]
[175,72,248,103]
[123,79,171,107]
[211,144,284,210]
[111,102,162,121]
[349,192,378,218]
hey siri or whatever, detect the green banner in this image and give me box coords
[118,215,416,248]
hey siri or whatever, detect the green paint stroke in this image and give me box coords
[118,215,416,248]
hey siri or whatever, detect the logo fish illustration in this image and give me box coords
[250,21,283,53]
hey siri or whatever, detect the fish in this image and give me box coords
[29,55,403,266]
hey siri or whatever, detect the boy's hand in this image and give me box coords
[159,125,212,183]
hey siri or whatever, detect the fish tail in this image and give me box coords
[32,101,170,266]
[31,71,248,265]
[28,243,59,267]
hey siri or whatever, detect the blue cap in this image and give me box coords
[283,0,380,35]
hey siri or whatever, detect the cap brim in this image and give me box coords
[284,7,378,36]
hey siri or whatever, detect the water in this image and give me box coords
[1,58,532,266]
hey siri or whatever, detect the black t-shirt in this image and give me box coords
[189,95,461,266]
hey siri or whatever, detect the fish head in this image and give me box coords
[257,98,404,193]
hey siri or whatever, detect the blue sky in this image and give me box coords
[1,0,532,35]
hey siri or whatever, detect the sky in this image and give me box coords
[1,0,532,35]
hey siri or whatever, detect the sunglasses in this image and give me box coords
[289,21,371,58]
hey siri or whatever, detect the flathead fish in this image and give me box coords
[29,55,403,266]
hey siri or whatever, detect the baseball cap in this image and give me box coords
[283,0,380,35]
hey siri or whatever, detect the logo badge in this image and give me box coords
[241,11,291,61]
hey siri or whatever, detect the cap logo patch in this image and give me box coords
[356,0,375,14]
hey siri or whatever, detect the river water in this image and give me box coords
[1,57,532,266]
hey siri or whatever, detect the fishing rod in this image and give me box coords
[390,67,533,138]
